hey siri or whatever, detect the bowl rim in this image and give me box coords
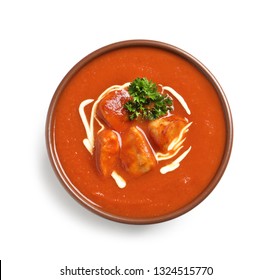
[46,39,233,225]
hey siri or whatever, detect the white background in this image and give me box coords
[1,0,270,279]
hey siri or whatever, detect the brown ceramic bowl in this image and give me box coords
[46,40,233,224]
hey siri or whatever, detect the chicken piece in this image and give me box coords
[120,126,157,176]
[148,115,188,153]
[95,129,120,177]
[97,89,130,132]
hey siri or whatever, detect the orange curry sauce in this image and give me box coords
[52,47,226,219]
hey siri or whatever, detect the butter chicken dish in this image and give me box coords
[46,40,233,224]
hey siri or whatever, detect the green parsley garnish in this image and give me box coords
[124,77,173,120]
